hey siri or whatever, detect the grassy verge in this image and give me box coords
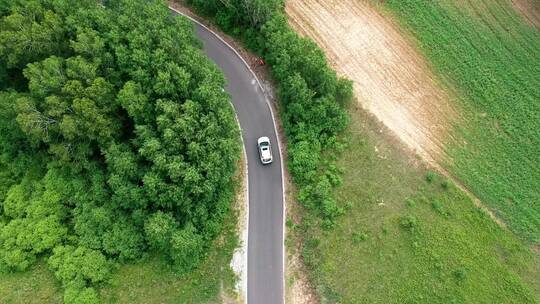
[379,0,540,242]
[99,202,238,303]
[0,182,239,304]
[0,261,62,304]
[290,106,540,303]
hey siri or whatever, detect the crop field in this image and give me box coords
[291,106,540,303]
[382,0,540,242]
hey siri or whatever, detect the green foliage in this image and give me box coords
[384,0,540,242]
[0,1,69,69]
[1,192,242,304]
[0,172,68,271]
[0,0,240,301]
[188,0,352,224]
[351,231,367,244]
[399,214,419,231]
[102,220,145,261]
[144,211,178,252]
[188,0,284,31]
[48,245,111,288]
[169,226,205,273]
[64,285,99,304]
[425,171,436,183]
[0,92,35,201]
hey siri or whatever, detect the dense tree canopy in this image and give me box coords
[0,0,240,302]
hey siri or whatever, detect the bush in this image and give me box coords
[425,171,436,183]
[452,268,467,282]
[441,179,450,190]
[399,215,419,231]
[64,285,100,304]
[144,211,178,252]
[431,201,450,217]
[48,245,111,287]
[0,174,68,271]
[169,226,205,273]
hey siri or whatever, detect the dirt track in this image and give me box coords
[286,0,459,167]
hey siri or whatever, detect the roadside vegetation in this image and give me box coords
[187,0,353,227]
[0,0,240,302]
[382,0,540,242]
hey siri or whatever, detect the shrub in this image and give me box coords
[48,245,111,287]
[405,198,416,208]
[452,268,467,282]
[102,220,145,261]
[169,226,205,273]
[0,248,35,272]
[352,231,368,244]
[441,179,450,190]
[144,211,178,252]
[425,171,436,183]
[64,285,99,304]
[399,215,419,231]
[431,201,450,217]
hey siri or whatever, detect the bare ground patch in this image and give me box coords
[511,0,540,28]
[286,0,460,169]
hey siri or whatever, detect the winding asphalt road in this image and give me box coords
[171,10,285,304]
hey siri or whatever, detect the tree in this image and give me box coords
[102,219,145,261]
[0,172,68,271]
[169,226,205,273]
[48,245,111,286]
[144,211,178,252]
[240,0,284,29]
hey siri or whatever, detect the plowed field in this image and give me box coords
[286,0,458,168]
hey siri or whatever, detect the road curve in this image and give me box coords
[171,10,285,304]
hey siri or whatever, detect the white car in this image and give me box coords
[257,136,273,165]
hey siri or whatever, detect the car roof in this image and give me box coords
[261,146,272,159]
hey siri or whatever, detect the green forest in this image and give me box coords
[0,0,240,302]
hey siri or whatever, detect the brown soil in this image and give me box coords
[511,0,540,28]
[286,0,460,169]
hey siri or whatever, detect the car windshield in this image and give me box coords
[260,142,269,147]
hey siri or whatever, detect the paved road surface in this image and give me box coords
[171,11,285,304]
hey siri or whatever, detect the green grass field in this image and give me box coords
[0,199,239,304]
[381,0,540,242]
[291,106,540,303]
